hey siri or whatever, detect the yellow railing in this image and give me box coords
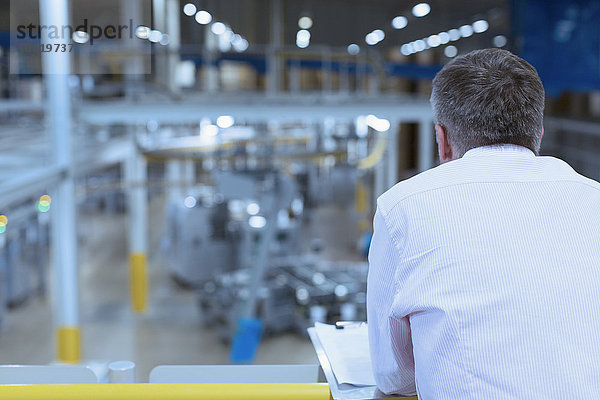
[0,383,331,400]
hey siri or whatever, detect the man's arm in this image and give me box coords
[367,208,416,396]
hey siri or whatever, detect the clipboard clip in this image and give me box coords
[335,321,366,330]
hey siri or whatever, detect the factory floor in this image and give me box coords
[0,197,363,382]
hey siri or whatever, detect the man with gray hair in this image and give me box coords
[367,48,600,399]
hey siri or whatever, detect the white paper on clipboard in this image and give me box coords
[314,322,376,386]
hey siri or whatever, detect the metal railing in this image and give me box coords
[0,383,331,400]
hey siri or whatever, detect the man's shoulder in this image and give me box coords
[377,154,600,215]
[377,160,461,214]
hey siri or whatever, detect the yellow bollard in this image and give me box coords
[56,326,80,363]
[130,253,148,313]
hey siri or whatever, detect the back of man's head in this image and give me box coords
[430,48,545,157]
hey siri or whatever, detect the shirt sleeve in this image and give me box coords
[367,207,417,396]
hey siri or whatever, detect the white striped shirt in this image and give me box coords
[367,145,600,399]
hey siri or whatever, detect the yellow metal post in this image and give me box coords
[56,326,81,363]
[125,148,148,313]
[130,253,148,313]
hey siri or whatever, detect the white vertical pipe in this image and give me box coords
[387,121,399,188]
[125,143,148,313]
[418,118,435,172]
[127,149,148,255]
[183,159,195,192]
[374,133,387,198]
[166,0,180,93]
[39,0,80,362]
[266,0,283,95]
[166,160,182,204]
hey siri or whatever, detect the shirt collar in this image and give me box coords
[462,144,535,159]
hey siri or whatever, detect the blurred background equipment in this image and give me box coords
[1,0,600,381]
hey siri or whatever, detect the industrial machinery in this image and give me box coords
[163,170,304,287]
[197,259,368,342]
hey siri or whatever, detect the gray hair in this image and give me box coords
[430,48,545,156]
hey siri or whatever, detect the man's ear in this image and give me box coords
[435,124,454,163]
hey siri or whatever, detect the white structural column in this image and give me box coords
[386,121,399,189]
[418,118,435,172]
[121,0,144,96]
[166,160,183,204]
[266,0,283,94]
[125,145,148,313]
[165,0,181,93]
[39,0,80,362]
[374,132,388,198]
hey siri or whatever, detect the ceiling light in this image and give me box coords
[459,24,474,37]
[217,115,234,129]
[249,215,267,229]
[414,39,426,51]
[202,124,219,136]
[448,29,461,41]
[195,10,212,24]
[412,3,431,17]
[444,45,458,57]
[296,30,310,48]
[298,16,313,29]
[365,33,377,45]
[211,22,226,35]
[392,16,408,29]
[427,34,441,47]
[493,35,507,47]
[438,32,450,44]
[400,44,412,56]
[372,29,385,41]
[184,196,197,208]
[148,30,162,43]
[135,26,150,39]
[472,20,489,33]
[183,3,196,16]
[347,43,360,55]
[297,29,310,42]
[366,115,391,132]
[72,31,89,44]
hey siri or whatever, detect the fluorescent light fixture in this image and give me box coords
[448,29,461,41]
[149,30,162,43]
[366,114,391,132]
[135,26,150,39]
[412,3,431,17]
[298,16,313,29]
[347,43,360,55]
[459,24,474,37]
[195,10,212,24]
[400,44,412,56]
[217,115,234,129]
[444,45,458,57]
[72,31,89,44]
[472,20,489,33]
[202,124,219,136]
[427,34,441,47]
[249,215,267,229]
[392,16,408,29]
[414,39,426,51]
[211,22,226,35]
[493,35,507,47]
[184,196,197,208]
[438,31,450,44]
[183,3,196,16]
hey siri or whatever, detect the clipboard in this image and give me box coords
[307,327,417,400]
